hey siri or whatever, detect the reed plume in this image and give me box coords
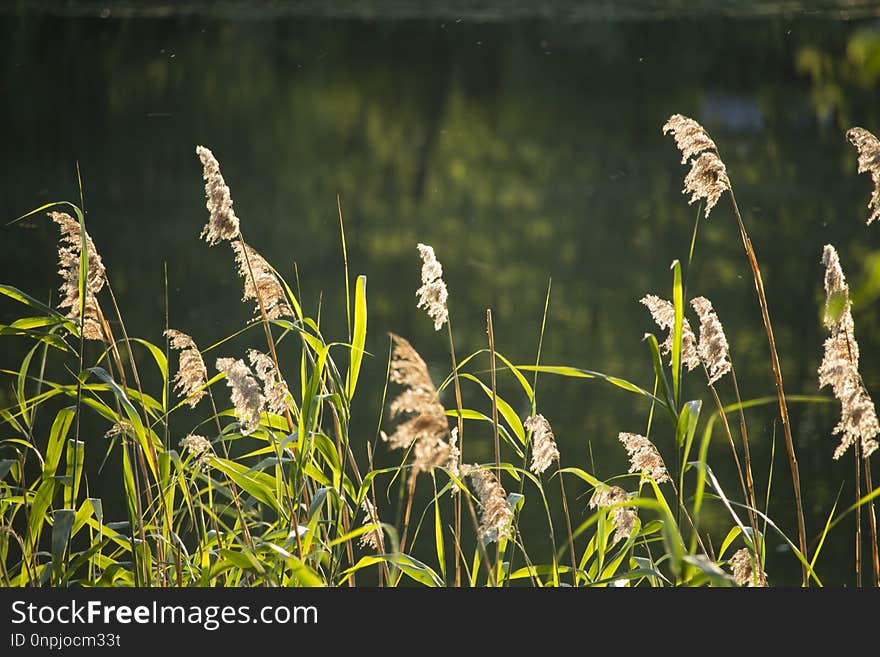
[232,241,294,320]
[50,211,106,341]
[525,414,560,475]
[358,498,385,552]
[104,421,133,438]
[179,434,213,470]
[618,432,669,483]
[215,357,265,436]
[663,114,718,163]
[589,485,637,543]
[640,294,700,370]
[729,547,767,587]
[416,243,449,331]
[663,115,729,218]
[664,112,809,584]
[165,329,208,408]
[248,349,290,416]
[383,334,457,482]
[846,127,880,225]
[691,296,731,385]
[818,245,879,459]
[196,145,241,245]
[463,465,513,543]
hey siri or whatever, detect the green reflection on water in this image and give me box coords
[3,9,880,585]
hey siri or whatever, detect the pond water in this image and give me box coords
[3,2,880,585]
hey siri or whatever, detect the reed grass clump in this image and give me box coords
[1,121,879,590]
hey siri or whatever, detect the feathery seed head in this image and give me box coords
[524,414,560,475]
[818,245,880,459]
[589,485,638,543]
[247,349,290,416]
[359,498,385,552]
[231,241,294,320]
[384,334,456,483]
[196,145,241,244]
[691,296,732,385]
[216,357,265,436]
[729,548,767,587]
[683,152,730,218]
[640,294,700,371]
[165,329,208,408]
[180,434,213,470]
[618,432,669,483]
[846,127,880,225]
[416,243,449,331]
[663,114,718,164]
[104,421,133,439]
[50,211,106,341]
[464,465,514,543]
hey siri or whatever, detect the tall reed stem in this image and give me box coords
[728,188,809,585]
[865,457,879,587]
[856,447,862,587]
[446,319,465,587]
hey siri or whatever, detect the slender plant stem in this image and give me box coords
[486,310,502,576]
[445,319,465,587]
[864,457,879,587]
[557,466,578,586]
[706,375,764,582]
[856,447,862,588]
[398,477,416,555]
[727,187,809,585]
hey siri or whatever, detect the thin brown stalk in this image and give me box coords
[728,189,809,585]
[104,284,184,586]
[232,235,311,566]
[865,457,880,587]
[446,319,465,588]
[486,310,502,577]
[398,478,416,555]
[557,465,578,586]
[366,443,390,585]
[729,364,761,551]
[461,486,497,587]
[92,304,152,584]
[856,447,863,587]
[705,373,764,583]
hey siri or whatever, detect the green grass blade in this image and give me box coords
[670,259,684,406]
[345,275,367,401]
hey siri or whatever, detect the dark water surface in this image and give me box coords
[4,3,880,585]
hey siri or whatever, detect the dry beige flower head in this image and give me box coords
[216,357,265,436]
[383,334,457,483]
[589,485,638,543]
[818,245,879,459]
[640,294,700,371]
[683,152,730,218]
[464,465,514,543]
[247,349,290,416]
[104,421,133,439]
[165,329,208,408]
[359,498,385,553]
[846,127,880,225]
[179,434,213,470]
[663,114,718,164]
[663,115,730,218]
[524,414,560,475]
[618,432,669,483]
[691,296,732,385]
[196,145,241,245]
[728,548,767,587]
[50,211,106,341]
[415,243,449,331]
[231,241,294,320]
